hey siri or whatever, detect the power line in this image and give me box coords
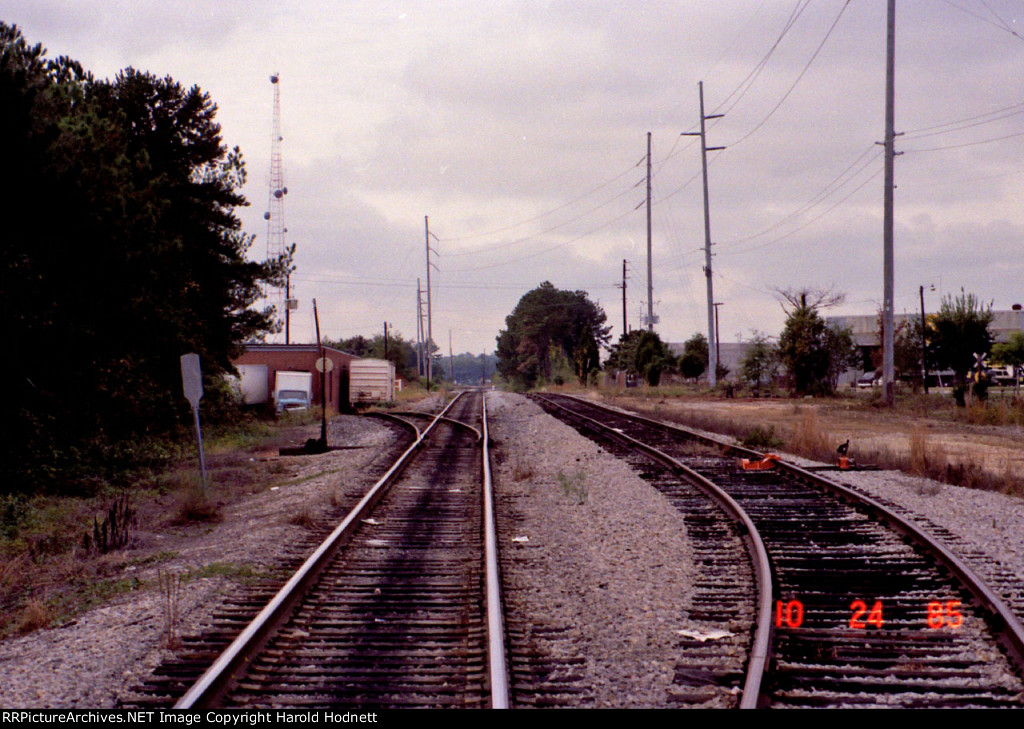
[723,145,882,246]
[940,0,1024,42]
[723,0,852,149]
[440,158,643,244]
[720,164,883,256]
[711,0,812,117]
[902,102,1024,139]
[905,128,1024,153]
[443,177,640,258]
[444,200,638,274]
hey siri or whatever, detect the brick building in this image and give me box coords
[232,343,359,411]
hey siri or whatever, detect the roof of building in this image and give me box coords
[241,343,360,357]
[827,308,1023,347]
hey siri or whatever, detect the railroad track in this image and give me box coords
[533,393,1024,709]
[134,390,508,709]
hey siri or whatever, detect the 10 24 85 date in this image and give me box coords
[774,599,963,629]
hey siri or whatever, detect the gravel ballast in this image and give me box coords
[1,391,1022,708]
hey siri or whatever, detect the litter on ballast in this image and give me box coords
[676,628,732,642]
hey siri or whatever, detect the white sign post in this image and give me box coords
[180,353,208,493]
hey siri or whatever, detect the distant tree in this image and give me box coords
[605,330,673,385]
[679,333,709,381]
[871,313,925,383]
[605,330,642,374]
[776,288,852,396]
[992,332,1024,392]
[634,331,673,386]
[440,352,499,385]
[326,332,421,384]
[930,289,993,403]
[739,332,779,395]
[496,282,610,388]
[991,332,1024,369]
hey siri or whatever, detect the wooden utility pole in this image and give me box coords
[714,302,723,373]
[622,259,628,336]
[416,278,424,377]
[683,81,725,387]
[424,216,438,388]
[285,275,291,345]
[920,285,930,394]
[646,132,654,332]
[882,0,898,406]
[313,298,326,447]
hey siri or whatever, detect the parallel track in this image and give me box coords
[534,393,1024,708]
[151,391,508,709]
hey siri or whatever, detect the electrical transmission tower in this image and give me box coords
[264,73,294,341]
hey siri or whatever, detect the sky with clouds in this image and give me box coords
[7,1,1024,355]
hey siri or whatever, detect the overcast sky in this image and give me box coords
[8,1,1024,355]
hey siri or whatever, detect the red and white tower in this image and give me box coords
[264,72,294,341]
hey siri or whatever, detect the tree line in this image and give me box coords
[495,281,1016,404]
[2,24,289,493]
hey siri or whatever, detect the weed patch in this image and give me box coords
[287,508,318,530]
[87,492,137,554]
[557,470,588,505]
[511,451,535,481]
[157,569,183,649]
[741,425,784,451]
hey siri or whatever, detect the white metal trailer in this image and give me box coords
[349,359,395,403]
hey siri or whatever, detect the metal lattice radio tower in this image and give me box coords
[264,73,294,340]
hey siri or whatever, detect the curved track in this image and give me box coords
[136,391,508,709]
[534,393,1024,709]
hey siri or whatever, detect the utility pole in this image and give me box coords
[285,274,291,345]
[614,259,629,337]
[920,284,933,394]
[313,299,326,448]
[713,302,723,373]
[881,0,898,406]
[425,216,439,388]
[646,132,654,332]
[383,321,389,362]
[416,279,424,377]
[683,81,725,387]
[449,329,454,385]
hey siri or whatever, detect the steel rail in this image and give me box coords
[174,393,469,709]
[548,393,1024,680]
[380,410,484,441]
[533,394,774,709]
[365,411,423,438]
[482,393,511,708]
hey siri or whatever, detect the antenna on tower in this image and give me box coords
[265,72,295,341]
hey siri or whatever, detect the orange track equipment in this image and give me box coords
[740,454,781,471]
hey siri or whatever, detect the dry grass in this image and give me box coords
[173,481,221,524]
[908,429,936,476]
[511,450,536,481]
[17,598,54,634]
[157,569,183,650]
[601,390,1023,498]
[787,409,834,462]
[286,507,318,530]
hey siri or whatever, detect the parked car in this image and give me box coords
[856,371,880,388]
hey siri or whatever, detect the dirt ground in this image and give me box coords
[594,391,1024,487]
